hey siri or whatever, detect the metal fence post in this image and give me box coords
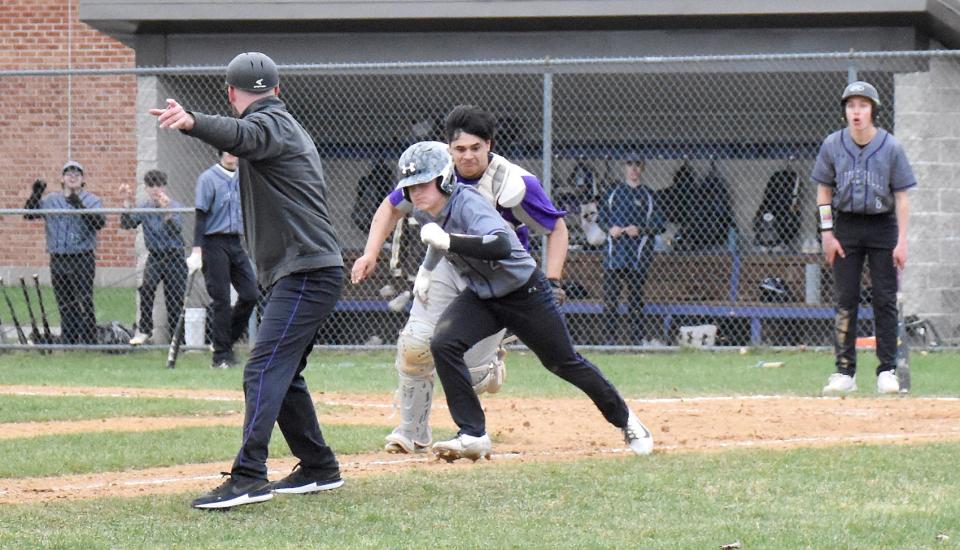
[540,67,554,266]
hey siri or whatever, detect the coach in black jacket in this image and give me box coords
[150,52,345,510]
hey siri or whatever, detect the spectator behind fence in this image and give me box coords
[120,170,188,345]
[598,155,665,345]
[187,151,258,370]
[23,161,105,344]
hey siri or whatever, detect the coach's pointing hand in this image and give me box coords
[149,99,195,131]
[420,223,450,250]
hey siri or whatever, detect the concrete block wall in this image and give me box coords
[896,57,960,342]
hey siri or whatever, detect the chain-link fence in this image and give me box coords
[1,51,956,352]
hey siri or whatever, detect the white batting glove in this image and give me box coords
[420,223,451,251]
[413,266,432,303]
[186,251,203,274]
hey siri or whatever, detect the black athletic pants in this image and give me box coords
[137,249,187,337]
[431,269,630,437]
[602,267,650,345]
[832,213,899,376]
[201,234,258,364]
[231,267,344,481]
[50,251,97,344]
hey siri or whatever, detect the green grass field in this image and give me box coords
[1,284,136,327]
[0,349,957,548]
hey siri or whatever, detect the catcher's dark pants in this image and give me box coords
[201,234,258,364]
[432,269,630,437]
[136,249,187,337]
[231,267,343,481]
[602,266,650,345]
[50,251,97,344]
[832,213,899,377]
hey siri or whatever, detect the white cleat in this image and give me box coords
[623,410,654,456]
[384,431,429,454]
[823,373,857,393]
[128,332,152,346]
[432,433,492,462]
[876,370,900,394]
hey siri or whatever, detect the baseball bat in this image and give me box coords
[0,278,28,346]
[32,274,53,344]
[166,271,197,369]
[388,217,404,279]
[19,277,42,346]
[895,271,911,393]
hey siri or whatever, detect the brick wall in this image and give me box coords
[0,0,136,271]
[895,57,960,342]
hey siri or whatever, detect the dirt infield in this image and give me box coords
[3,385,960,505]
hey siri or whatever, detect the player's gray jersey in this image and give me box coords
[811,128,916,214]
[414,184,536,299]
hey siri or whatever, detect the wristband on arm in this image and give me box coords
[817,204,834,233]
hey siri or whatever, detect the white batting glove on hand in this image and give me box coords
[413,266,432,303]
[420,223,451,251]
[186,251,203,274]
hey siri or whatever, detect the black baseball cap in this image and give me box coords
[225,52,279,92]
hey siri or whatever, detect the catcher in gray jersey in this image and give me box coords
[351,106,568,454]
[396,141,653,461]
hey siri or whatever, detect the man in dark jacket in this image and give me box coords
[150,52,345,510]
[598,155,665,345]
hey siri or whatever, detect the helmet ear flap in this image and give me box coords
[437,162,455,194]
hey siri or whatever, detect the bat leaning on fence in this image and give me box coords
[895,272,911,394]
[19,277,45,350]
[32,274,53,344]
[167,271,198,369]
[0,277,28,346]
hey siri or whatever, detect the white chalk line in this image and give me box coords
[4,429,959,498]
[5,387,960,408]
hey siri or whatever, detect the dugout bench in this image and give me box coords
[330,249,873,347]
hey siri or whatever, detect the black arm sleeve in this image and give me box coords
[448,232,512,260]
[193,209,208,247]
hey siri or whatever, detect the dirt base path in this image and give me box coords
[2,385,960,505]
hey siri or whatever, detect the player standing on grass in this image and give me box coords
[814,81,916,395]
[150,52,346,509]
[393,141,653,460]
[351,105,569,454]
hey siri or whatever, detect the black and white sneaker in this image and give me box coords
[270,462,344,494]
[623,410,654,456]
[191,473,272,509]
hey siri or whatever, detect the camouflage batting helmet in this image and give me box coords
[841,81,881,108]
[225,52,279,92]
[396,141,455,199]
